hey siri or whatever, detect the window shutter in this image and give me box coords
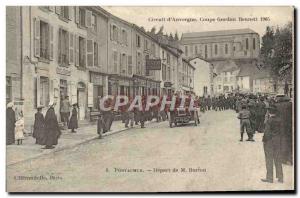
[71,82,77,104]
[110,24,113,41]
[75,35,79,66]
[119,53,122,74]
[34,17,40,58]
[86,39,94,67]
[66,32,70,65]
[117,27,121,43]
[88,83,94,108]
[55,6,61,15]
[58,28,62,64]
[34,77,37,108]
[49,6,54,12]
[69,33,74,64]
[49,24,54,60]
[36,76,41,107]
[83,38,87,67]
[75,7,79,24]
[113,51,117,73]
[128,56,132,75]
[97,43,101,67]
[68,7,73,21]
[85,10,92,28]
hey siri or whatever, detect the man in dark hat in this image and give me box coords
[237,105,253,141]
[261,104,283,183]
[68,103,78,133]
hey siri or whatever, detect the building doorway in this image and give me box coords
[77,82,86,121]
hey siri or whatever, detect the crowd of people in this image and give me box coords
[6,96,78,149]
[6,91,293,175]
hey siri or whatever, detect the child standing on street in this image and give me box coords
[15,111,25,145]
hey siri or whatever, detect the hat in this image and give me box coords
[72,103,78,106]
[37,105,44,109]
[7,102,14,108]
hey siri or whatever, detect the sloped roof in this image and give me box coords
[181,28,257,39]
[237,62,271,78]
[253,68,272,79]
[212,60,239,74]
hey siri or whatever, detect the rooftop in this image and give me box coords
[181,28,258,39]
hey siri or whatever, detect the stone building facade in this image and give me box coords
[6,6,195,130]
[181,28,260,94]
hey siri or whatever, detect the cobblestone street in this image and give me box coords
[6,110,294,192]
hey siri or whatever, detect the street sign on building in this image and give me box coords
[146,59,161,70]
[164,81,172,87]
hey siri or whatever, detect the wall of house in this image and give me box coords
[6,6,22,108]
[189,58,212,96]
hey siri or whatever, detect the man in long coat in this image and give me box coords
[33,106,46,145]
[44,101,61,149]
[275,96,293,165]
[6,102,16,145]
[261,105,283,183]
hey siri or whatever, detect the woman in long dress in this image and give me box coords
[33,106,46,145]
[6,102,15,145]
[44,101,61,149]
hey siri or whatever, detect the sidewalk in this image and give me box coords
[6,119,158,166]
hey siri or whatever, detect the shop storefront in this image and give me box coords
[89,72,107,110]
[108,74,133,96]
[133,75,160,96]
[161,81,174,95]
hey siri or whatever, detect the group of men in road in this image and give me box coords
[235,93,293,184]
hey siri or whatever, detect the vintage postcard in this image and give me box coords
[6,6,294,192]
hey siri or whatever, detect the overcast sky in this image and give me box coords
[102,6,293,38]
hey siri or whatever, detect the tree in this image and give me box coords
[174,31,179,41]
[260,22,293,83]
[150,26,156,34]
[169,33,174,40]
[157,25,164,35]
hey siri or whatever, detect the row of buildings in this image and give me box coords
[181,28,280,97]
[6,6,195,128]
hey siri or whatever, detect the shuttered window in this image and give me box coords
[112,25,118,41]
[34,18,53,61]
[69,33,74,64]
[128,56,132,75]
[94,42,98,67]
[113,51,118,73]
[87,39,94,67]
[58,28,69,66]
[40,77,50,107]
[79,36,86,67]
[79,8,86,27]
[40,21,49,60]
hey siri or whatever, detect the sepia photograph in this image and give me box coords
[5,5,295,192]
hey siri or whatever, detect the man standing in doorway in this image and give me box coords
[60,96,71,129]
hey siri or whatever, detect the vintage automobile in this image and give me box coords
[169,106,199,128]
